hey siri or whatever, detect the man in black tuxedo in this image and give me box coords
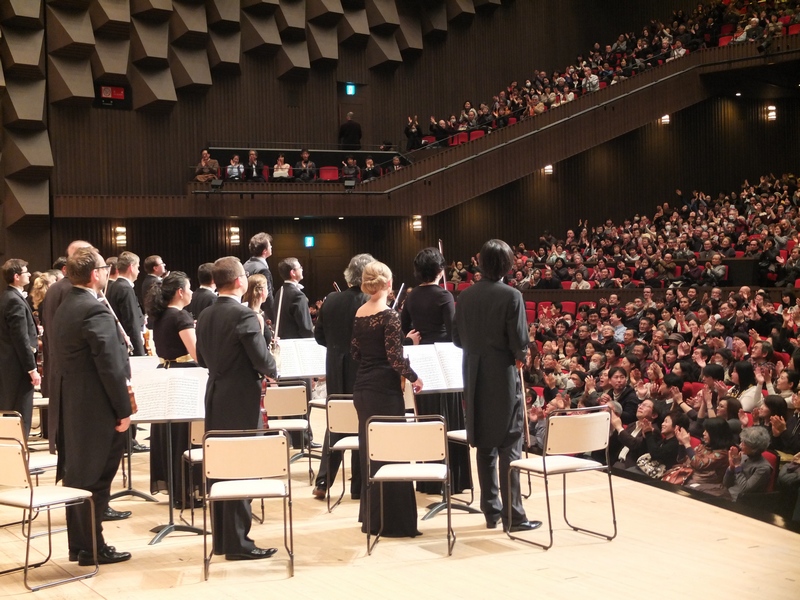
[52,247,132,565]
[311,253,373,499]
[138,254,166,311]
[276,257,313,340]
[42,240,91,454]
[338,112,362,150]
[243,232,275,323]
[106,251,145,356]
[0,259,41,437]
[453,239,542,533]
[196,256,278,560]
[186,262,216,319]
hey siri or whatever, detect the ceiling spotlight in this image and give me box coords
[660,115,670,125]
[543,165,554,175]
[735,92,741,97]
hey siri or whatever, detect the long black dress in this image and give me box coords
[351,309,420,537]
[401,284,470,494]
[149,307,199,507]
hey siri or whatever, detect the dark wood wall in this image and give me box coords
[47,0,697,198]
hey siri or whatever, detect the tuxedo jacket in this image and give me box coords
[314,287,368,394]
[0,287,38,424]
[187,287,217,319]
[106,278,145,356]
[52,287,131,485]
[277,283,313,339]
[40,276,73,451]
[196,296,276,431]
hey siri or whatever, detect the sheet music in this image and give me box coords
[129,356,161,376]
[404,343,463,393]
[277,338,327,378]
[130,367,207,422]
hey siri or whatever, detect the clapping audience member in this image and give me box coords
[194,148,219,183]
[294,149,316,182]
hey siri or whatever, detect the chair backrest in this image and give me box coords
[718,35,733,46]
[0,437,31,490]
[263,385,307,417]
[366,417,446,463]
[403,382,417,415]
[319,166,339,181]
[190,419,205,445]
[543,408,610,456]
[204,430,289,480]
[0,411,26,445]
[762,450,778,492]
[327,399,358,435]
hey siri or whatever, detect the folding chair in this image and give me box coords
[422,428,481,520]
[262,383,313,484]
[324,397,359,512]
[365,415,454,556]
[507,406,616,550]
[180,419,205,527]
[0,437,98,591]
[202,429,293,580]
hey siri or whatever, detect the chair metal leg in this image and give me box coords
[366,481,383,555]
[327,449,347,513]
[561,471,617,541]
[505,467,553,550]
[203,499,212,581]
[444,480,455,556]
[284,495,294,577]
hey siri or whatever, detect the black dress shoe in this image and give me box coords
[225,547,278,561]
[77,545,132,566]
[68,551,78,562]
[312,487,326,500]
[130,441,149,453]
[486,517,501,530]
[309,441,322,450]
[508,520,543,533]
[350,493,360,500]
[102,507,132,521]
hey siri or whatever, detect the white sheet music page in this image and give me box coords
[434,342,464,390]
[277,338,326,378]
[403,345,448,391]
[130,367,207,422]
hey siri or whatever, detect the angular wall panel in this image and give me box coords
[89,0,131,38]
[474,0,501,11]
[47,55,94,106]
[276,0,306,41]
[365,0,399,35]
[366,30,400,69]
[4,179,49,226]
[396,7,422,57]
[275,39,309,79]
[3,129,54,180]
[242,0,280,16]
[2,79,46,129]
[206,0,240,32]
[0,27,46,79]
[90,36,130,85]
[169,44,211,91]
[46,5,95,59]
[0,0,43,29]
[130,17,169,67]
[169,0,208,48]
[306,22,338,66]
[240,11,281,55]
[130,0,172,22]
[446,0,475,25]
[420,1,447,39]
[129,64,177,111]
[337,7,368,46]
[307,0,343,27]
[207,29,241,74]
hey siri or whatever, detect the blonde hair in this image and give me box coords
[360,261,392,295]
[30,272,57,310]
[243,274,268,310]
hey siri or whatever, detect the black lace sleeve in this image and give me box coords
[384,310,418,382]
[351,321,361,362]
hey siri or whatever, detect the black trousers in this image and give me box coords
[314,431,361,494]
[65,431,126,553]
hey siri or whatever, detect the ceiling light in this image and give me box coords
[735,92,741,97]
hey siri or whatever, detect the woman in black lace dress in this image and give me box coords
[351,261,424,537]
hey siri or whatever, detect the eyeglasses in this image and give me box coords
[95,265,112,271]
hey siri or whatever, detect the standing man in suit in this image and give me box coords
[243,232,275,323]
[338,112,362,150]
[42,240,91,453]
[106,251,145,357]
[0,259,41,437]
[52,247,132,565]
[311,253,373,499]
[186,262,216,319]
[196,256,278,560]
[452,239,542,533]
[276,257,313,339]
[138,255,166,310]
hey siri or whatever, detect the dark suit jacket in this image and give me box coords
[243,256,275,323]
[196,296,276,432]
[0,287,38,429]
[187,287,216,320]
[40,276,73,452]
[139,274,160,311]
[452,279,528,448]
[314,287,368,394]
[242,160,265,181]
[106,278,145,356]
[52,287,131,485]
[277,283,313,339]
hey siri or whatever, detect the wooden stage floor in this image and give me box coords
[1,423,798,600]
